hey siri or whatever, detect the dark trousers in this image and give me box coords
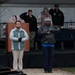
[42,46,54,71]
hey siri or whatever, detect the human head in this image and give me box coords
[44,17,51,25]
[28,9,33,16]
[43,7,49,14]
[15,21,21,29]
[54,4,59,7]
[54,4,59,10]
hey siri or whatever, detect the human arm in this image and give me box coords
[38,26,49,35]
[9,30,18,41]
[21,30,29,42]
[20,12,27,21]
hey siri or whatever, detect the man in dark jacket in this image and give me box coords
[49,4,64,28]
[20,10,37,50]
[38,17,55,73]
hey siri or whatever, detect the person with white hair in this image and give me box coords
[37,7,53,28]
[38,17,55,73]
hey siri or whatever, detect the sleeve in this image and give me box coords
[20,12,27,20]
[49,8,54,15]
[50,15,53,25]
[37,14,42,28]
[62,12,64,26]
[38,27,47,35]
[38,27,43,34]
[34,16,38,32]
[9,30,18,41]
[37,14,41,22]
[22,30,29,42]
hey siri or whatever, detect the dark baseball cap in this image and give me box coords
[54,4,59,7]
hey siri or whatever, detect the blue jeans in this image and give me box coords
[42,46,54,71]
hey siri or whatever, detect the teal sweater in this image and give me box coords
[9,28,29,50]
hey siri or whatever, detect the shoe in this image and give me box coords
[44,70,48,73]
[48,70,53,73]
[19,65,23,70]
[19,67,23,70]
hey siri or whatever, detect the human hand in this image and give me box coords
[18,37,22,42]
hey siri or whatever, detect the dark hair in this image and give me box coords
[28,9,32,12]
[54,4,59,7]
[15,21,21,24]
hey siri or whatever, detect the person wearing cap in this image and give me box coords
[38,17,55,73]
[49,4,64,28]
[37,7,53,28]
[20,9,37,50]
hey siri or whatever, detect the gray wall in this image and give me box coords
[0,4,75,22]
[1,0,75,5]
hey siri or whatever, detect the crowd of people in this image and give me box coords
[9,4,64,73]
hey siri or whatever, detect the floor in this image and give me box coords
[21,68,75,75]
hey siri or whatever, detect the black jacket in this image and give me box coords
[20,12,37,32]
[49,9,64,26]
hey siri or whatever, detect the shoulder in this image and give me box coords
[49,8,54,13]
[21,28,25,31]
[21,28,26,32]
[10,28,16,35]
[59,9,63,13]
[11,28,16,32]
[32,15,36,19]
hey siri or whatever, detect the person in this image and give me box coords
[9,21,29,70]
[38,17,55,73]
[20,9,37,50]
[37,7,52,28]
[49,4,64,28]
[37,7,53,49]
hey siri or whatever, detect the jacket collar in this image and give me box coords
[15,27,23,31]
